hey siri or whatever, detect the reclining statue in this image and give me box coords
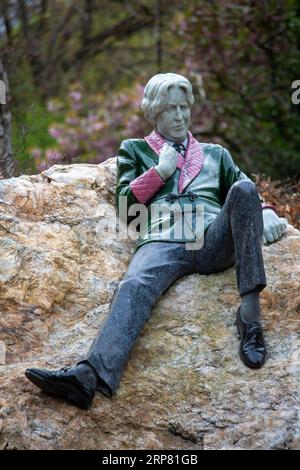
[25,73,288,409]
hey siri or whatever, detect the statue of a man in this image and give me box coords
[25,73,288,409]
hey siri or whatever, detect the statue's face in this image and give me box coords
[156,86,191,142]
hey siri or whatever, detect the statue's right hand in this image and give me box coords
[154,143,178,181]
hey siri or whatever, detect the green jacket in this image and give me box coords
[115,130,261,253]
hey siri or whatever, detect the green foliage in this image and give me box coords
[3,0,299,178]
[12,101,61,174]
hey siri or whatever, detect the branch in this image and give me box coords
[46,3,78,59]
[73,8,156,65]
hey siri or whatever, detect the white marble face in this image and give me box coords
[156,86,191,143]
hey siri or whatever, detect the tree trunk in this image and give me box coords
[0,58,16,179]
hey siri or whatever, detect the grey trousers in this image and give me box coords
[80,180,267,397]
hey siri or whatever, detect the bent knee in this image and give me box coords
[231,180,257,195]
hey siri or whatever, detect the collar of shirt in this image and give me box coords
[165,136,188,149]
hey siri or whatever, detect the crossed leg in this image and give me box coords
[193,179,267,296]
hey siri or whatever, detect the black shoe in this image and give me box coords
[235,306,267,369]
[25,364,97,409]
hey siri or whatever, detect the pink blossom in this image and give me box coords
[31,148,42,158]
[88,113,99,122]
[91,121,105,131]
[48,150,64,163]
[72,102,82,111]
[57,137,70,146]
[49,127,62,138]
[46,99,63,113]
[69,91,82,102]
[65,116,79,125]
[38,161,48,172]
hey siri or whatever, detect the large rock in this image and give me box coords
[0,161,299,450]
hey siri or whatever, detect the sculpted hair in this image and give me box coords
[141,73,194,126]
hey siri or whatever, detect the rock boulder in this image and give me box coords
[0,160,299,449]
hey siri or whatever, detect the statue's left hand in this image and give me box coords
[262,209,288,244]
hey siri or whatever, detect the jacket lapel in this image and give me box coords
[144,130,205,193]
[144,130,185,171]
[178,131,205,193]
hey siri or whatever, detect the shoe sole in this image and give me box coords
[235,319,267,370]
[25,370,92,410]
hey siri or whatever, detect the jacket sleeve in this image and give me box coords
[115,140,165,225]
[220,146,252,201]
[220,146,278,213]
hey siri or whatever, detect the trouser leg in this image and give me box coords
[79,242,193,396]
[193,180,267,295]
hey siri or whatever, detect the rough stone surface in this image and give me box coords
[0,160,299,450]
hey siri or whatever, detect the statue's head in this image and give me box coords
[141,73,194,142]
